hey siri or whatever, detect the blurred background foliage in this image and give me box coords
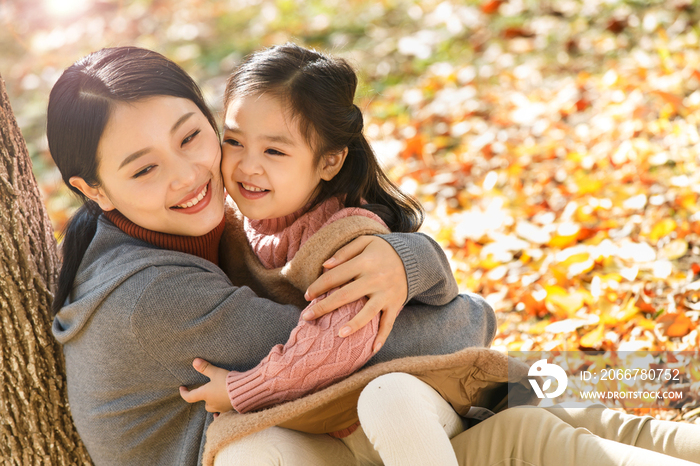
[3,0,691,233]
[4,0,700,417]
[2,0,499,229]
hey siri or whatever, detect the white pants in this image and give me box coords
[214,373,700,466]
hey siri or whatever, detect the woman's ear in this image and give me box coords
[69,176,115,211]
[319,147,348,181]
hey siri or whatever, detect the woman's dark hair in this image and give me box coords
[224,43,424,233]
[47,46,218,315]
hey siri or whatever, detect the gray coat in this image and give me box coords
[52,216,496,465]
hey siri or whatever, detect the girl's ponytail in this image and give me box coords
[346,135,424,233]
[52,201,101,315]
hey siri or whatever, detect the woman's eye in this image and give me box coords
[182,129,201,146]
[133,165,155,178]
[223,138,241,147]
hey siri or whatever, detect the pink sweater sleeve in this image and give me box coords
[227,200,386,413]
[226,291,379,412]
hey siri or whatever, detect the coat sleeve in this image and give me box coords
[129,265,302,385]
[370,292,497,366]
[225,290,379,413]
[378,232,459,306]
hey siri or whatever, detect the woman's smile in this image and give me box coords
[172,181,212,212]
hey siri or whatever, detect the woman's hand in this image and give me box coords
[179,358,233,414]
[303,235,407,353]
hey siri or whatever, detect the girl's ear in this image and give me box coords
[69,176,116,211]
[319,147,348,181]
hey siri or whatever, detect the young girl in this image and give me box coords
[182,44,700,466]
[179,41,421,418]
[179,42,474,461]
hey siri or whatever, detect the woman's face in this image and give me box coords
[221,93,330,220]
[84,96,225,236]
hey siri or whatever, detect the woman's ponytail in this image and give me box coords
[52,201,101,315]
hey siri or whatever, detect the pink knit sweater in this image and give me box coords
[226,197,385,435]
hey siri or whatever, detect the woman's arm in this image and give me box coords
[130,265,303,383]
[377,232,459,306]
[180,294,496,412]
[131,259,494,413]
[370,292,497,365]
[304,232,458,351]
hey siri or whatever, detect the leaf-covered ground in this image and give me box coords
[2,0,699,420]
[360,0,700,420]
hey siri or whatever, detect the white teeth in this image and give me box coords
[175,184,207,209]
[241,183,267,192]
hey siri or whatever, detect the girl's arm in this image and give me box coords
[180,291,379,413]
[228,291,377,413]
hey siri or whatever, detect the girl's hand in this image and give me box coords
[179,358,233,414]
[303,235,406,353]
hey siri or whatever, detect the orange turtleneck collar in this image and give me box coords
[103,210,225,265]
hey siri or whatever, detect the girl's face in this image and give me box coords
[221,93,344,220]
[72,96,225,236]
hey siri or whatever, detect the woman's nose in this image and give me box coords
[169,157,198,190]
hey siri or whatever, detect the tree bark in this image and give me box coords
[0,75,92,464]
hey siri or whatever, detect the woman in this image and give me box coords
[48,46,495,466]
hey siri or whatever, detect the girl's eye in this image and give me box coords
[182,129,201,146]
[133,165,155,178]
[223,138,242,147]
[265,148,286,156]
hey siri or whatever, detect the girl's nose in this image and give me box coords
[237,151,263,176]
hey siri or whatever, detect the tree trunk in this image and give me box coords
[0,75,92,464]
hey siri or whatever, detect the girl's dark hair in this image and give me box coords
[224,43,424,233]
[47,46,218,316]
